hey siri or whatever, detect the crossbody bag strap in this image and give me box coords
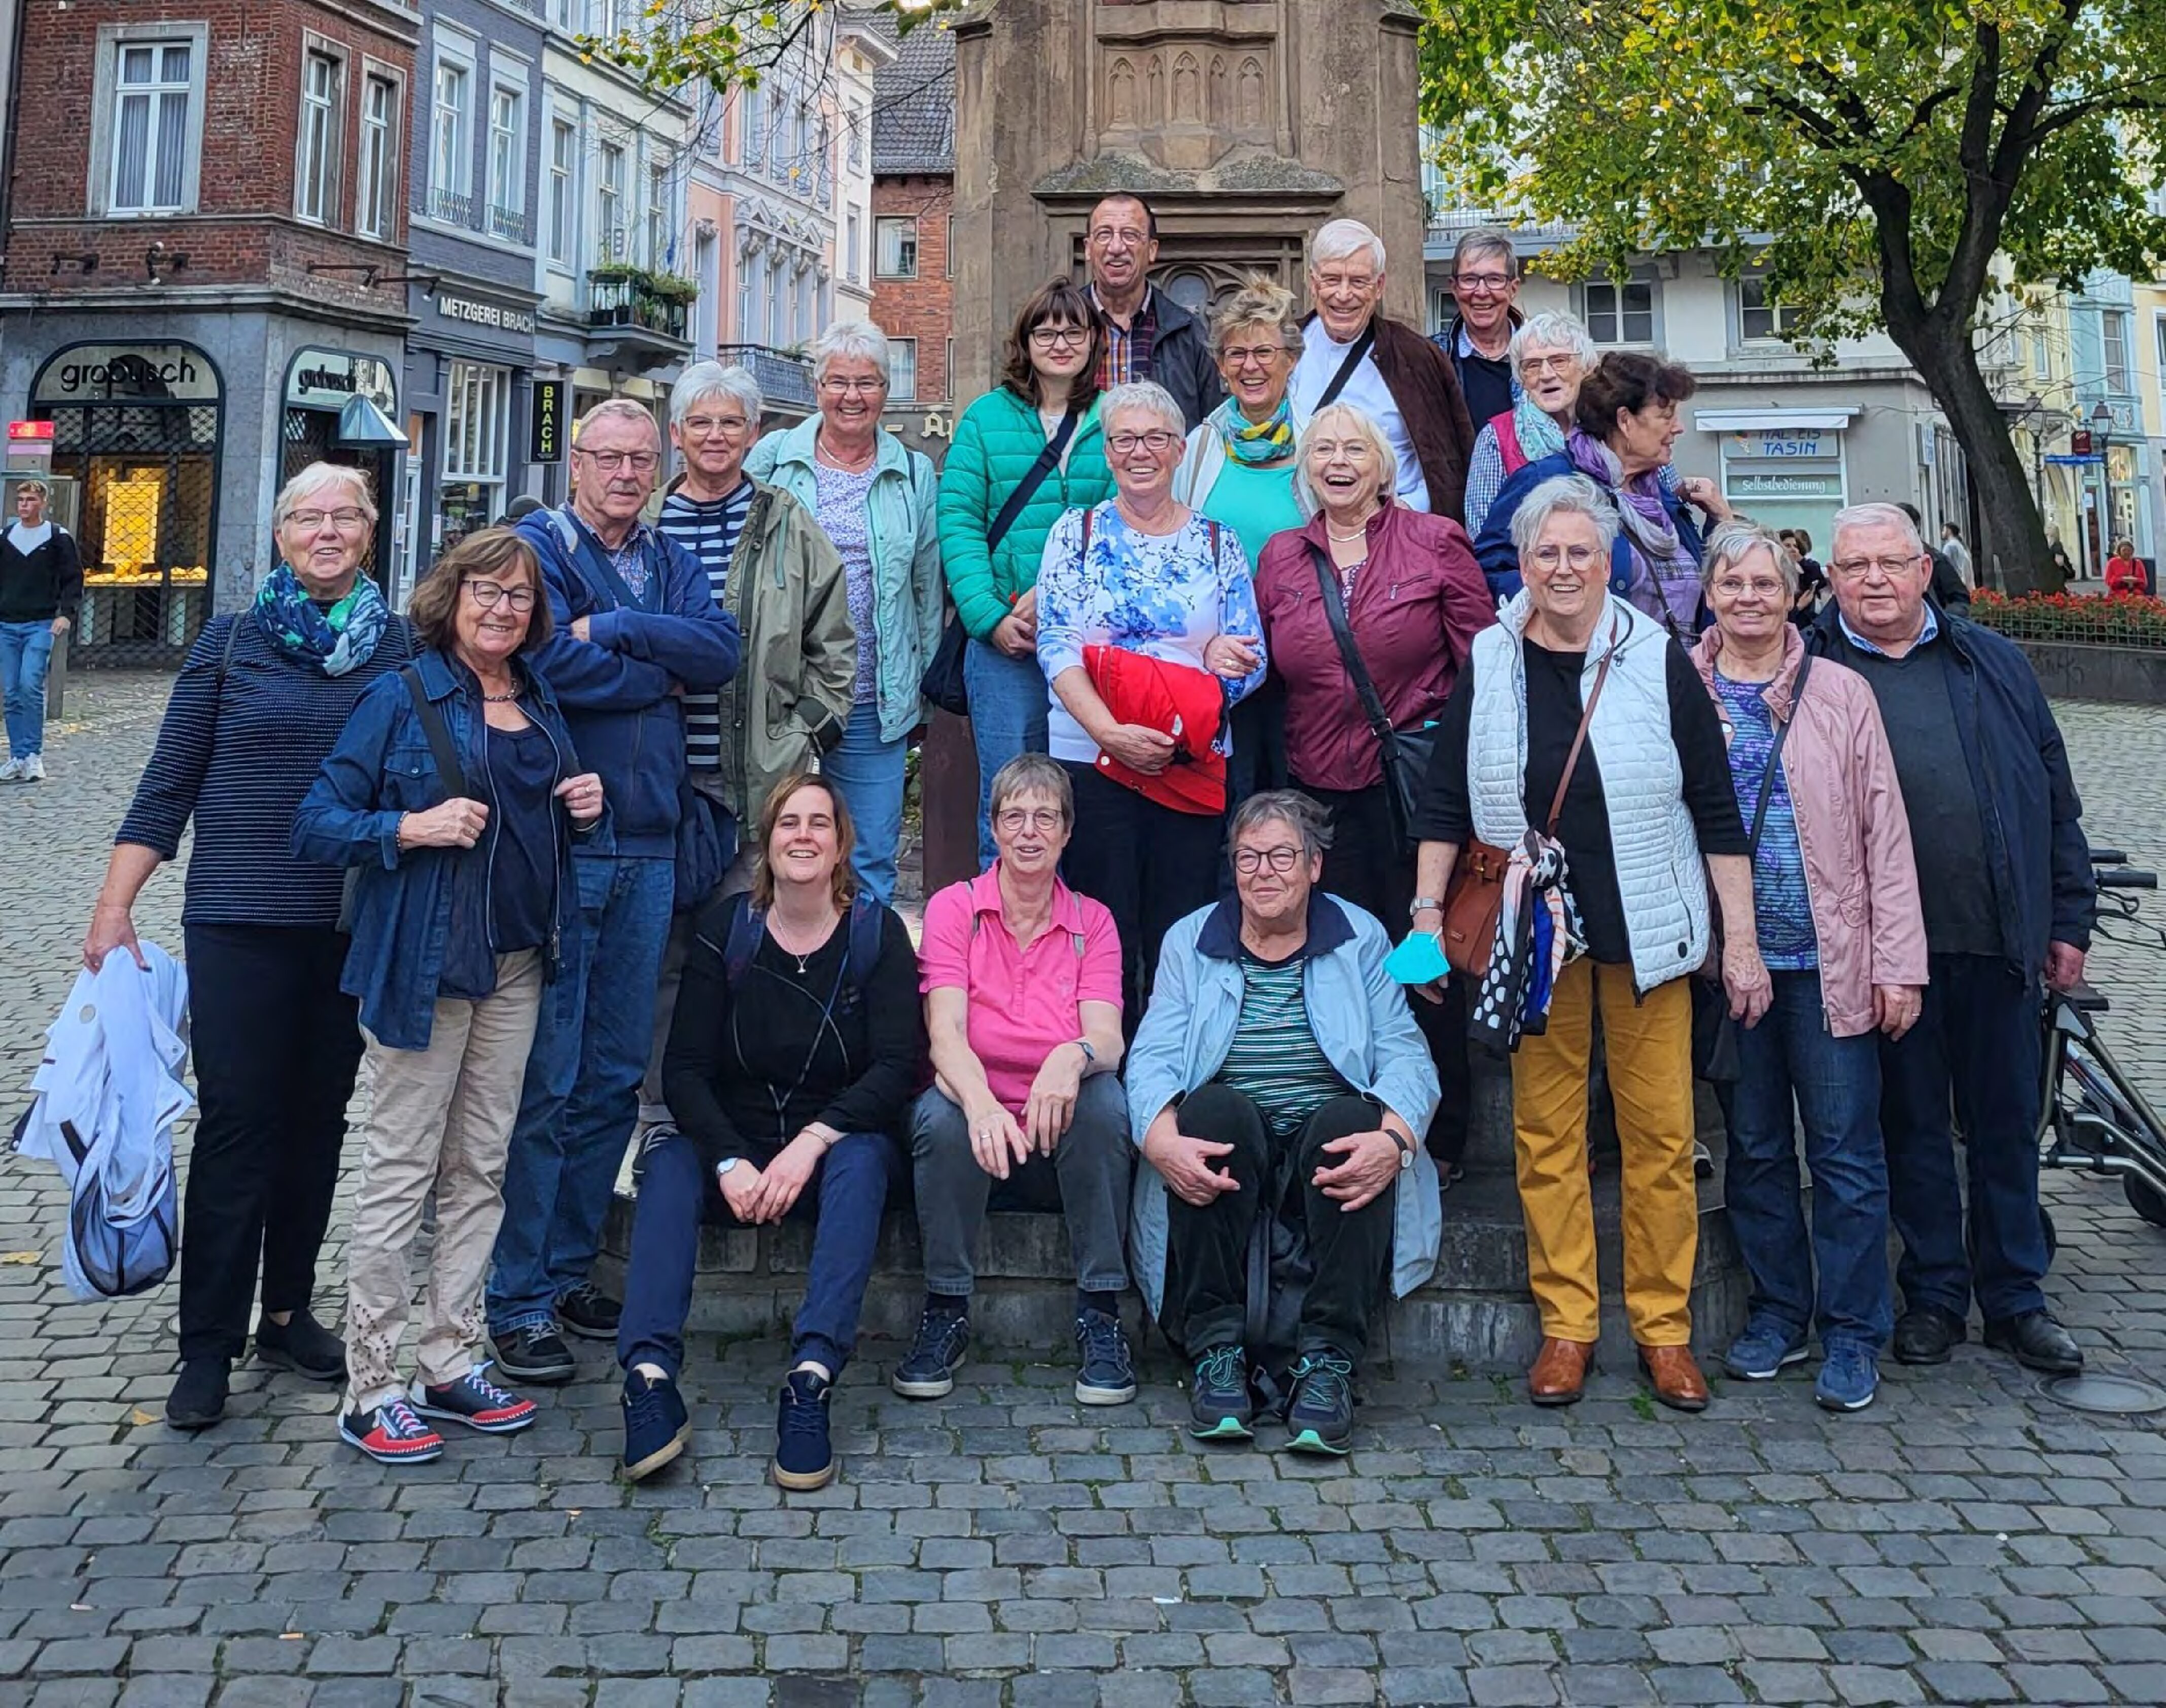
[1308,543,1393,745]
[984,408,1079,554]
[1546,612,1620,834]
[1313,323,1378,412]
[1746,654,1810,856]
[400,666,469,799]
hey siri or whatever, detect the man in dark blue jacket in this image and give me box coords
[486,399,740,1383]
[1808,503,2093,1377]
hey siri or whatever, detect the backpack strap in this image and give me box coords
[1494,410,1525,475]
[845,894,884,997]
[720,891,764,988]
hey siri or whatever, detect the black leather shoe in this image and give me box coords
[1983,1309,2083,1375]
[254,1308,346,1382]
[1892,1306,1967,1366]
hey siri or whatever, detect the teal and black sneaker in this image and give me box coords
[1187,1344,1254,1441]
[1282,1349,1355,1456]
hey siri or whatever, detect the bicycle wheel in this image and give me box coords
[2125,1177,2166,1229]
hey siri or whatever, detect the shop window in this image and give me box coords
[357,72,400,241]
[888,338,918,403]
[295,48,342,226]
[443,362,509,548]
[875,217,917,279]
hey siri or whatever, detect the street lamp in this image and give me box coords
[2092,401,2116,574]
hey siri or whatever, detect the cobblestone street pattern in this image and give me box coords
[2,677,2164,1708]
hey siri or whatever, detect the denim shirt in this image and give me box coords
[291,647,600,1051]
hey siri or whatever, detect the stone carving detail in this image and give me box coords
[1108,56,1137,129]
[1145,54,1162,123]
[1209,55,1228,126]
[1172,52,1201,123]
[1237,56,1266,131]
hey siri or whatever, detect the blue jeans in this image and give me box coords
[823,701,908,905]
[487,853,675,1335]
[963,637,1049,868]
[1879,952,2048,1322]
[0,621,54,759]
[617,1127,896,1379]
[1725,969,1892,1353]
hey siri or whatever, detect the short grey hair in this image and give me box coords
[1452,227,1517,279]
[273,462,377,530]
[808,318,890,385]
[987,753,1073,832]
[1311,218,1386,275]
[671,361,763,428]
[1291,403,1398,515]
[1832,502,1924,560]
[1509,473,1619,560]
[1229,789,1334,860]
[575,396,661,446]
[1099,379,1184,439]
[1510,311,1599,379]
[1701,521,1799,600]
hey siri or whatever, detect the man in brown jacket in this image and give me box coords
[1289,217,1478,525]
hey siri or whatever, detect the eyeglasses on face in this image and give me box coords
[1089,225,1148,249]
[1232,844,1303,876]
[577,448,659,473]
[1529,544,1602,571]
[285,507,369,531]
[1517,353,1577,377]
[463,578,536,611]
[1711,575,1786,601]
[1453,272,1513,293]
[819,375,887,396]
[681,414,750,437]
[1106,430,1180,455]
[995,807,1065,833]
[1831,555,1919,580]
[1306,439,1374,462]
[1028,325,1090,350]
[1220,343,1288,369]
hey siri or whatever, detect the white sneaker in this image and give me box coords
[19,754,43,782]
[0,758,20,782]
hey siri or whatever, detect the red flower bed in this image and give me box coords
[1969,588,2166,649]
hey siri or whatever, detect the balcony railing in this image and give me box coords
[587,269,691,343]
[430,186,475,226]
[488,203,532,245]
[714,343,815,413]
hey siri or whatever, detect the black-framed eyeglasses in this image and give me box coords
[463,579,536,611]
[1232,845,1302,876]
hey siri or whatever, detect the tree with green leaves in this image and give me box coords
[1419,0,2166,593]
[593,1,953,98]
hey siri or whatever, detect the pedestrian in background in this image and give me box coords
[0,478,83,782]
[85,461,414,1432]
[294,529,604,1464]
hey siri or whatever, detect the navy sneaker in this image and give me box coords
[1189,1344,1254,1442]
[411,1365,537,1435]
[891,1303,970,1400]
[1283,1350,1356,1456]
[491,1324,577,1385]
[1074,1305,1137,1406]
[339,1398,445,1466]
[1815,1343,1880,1413]
[773,1369,836,1491]
[254,1308,345,1382]
[555,1280,621,1341]
[621,1368,691,1482]
[1723,1319,1810,1382]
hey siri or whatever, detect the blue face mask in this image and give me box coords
[1383,928,1450,988]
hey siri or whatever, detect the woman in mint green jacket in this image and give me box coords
[936,278,1115,864]
[746,320,942,904]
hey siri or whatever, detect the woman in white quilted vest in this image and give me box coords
[1407,474,1765,1413]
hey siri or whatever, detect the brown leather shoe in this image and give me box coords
[1527,1337,1597,1406]
[1637,1345,1710,1413]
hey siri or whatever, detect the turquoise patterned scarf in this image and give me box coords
[1210,395,1296,467]
[252,562,391,676]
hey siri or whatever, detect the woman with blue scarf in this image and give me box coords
[1173,277,1310,808]
[85,462,414,1434]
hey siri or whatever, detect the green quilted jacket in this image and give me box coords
[935,386,1113,639]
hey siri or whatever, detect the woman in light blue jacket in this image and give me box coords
[1126,791,1440,1456]
[746,320,942,903]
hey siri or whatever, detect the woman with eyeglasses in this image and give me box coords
[938,280,1115,864]
[747,319,943,904]
[1036,379,1268,1017]
[294,529,605,1463]
[1461,311,1601,538]
[83,462,416,1432]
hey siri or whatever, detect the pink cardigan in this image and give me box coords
[1692,625,1929,1037]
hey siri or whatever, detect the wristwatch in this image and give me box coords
[1073,1038,1096,1066]
[1386,1129,1415,1171]
[715,1158,741,1183]
[1408,895,1442,918]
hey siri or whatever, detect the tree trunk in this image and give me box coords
[1879,307,2054,596]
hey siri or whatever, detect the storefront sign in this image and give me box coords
[438,293,539,336]
[285,348,397,414]
[530,379,566,463]
[34,343,222,403]
[1728,469,1845,499]
[1722,430,1837,460]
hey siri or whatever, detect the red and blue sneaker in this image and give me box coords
[410,1365,538,1435]
[339,1397,445,1465]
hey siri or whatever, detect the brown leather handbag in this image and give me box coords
[1439,628,1617,978]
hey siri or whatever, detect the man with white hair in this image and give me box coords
[1807,501,2093,1378]
[1290,218,1477,521]
[487,397,742,1385]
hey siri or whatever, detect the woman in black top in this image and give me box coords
[82,461,414,1434]
[622,772,923,1493]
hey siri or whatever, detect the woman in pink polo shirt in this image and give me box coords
[899,753,1134,1407]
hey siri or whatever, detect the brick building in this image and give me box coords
[867,14,955,458]
[0,0,421,663]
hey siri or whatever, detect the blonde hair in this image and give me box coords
[1206,275,1302,360]
[272,462,376,531]
[1291,403,1398,514]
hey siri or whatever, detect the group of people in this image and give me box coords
[75,195,2095,1486]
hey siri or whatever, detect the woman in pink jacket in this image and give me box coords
[1692,523,1927,1415]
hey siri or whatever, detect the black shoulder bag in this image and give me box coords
[1694,654,1811,1084]
[1311,322,1378,413]
[1308,543,1435,848]
[921,407,1080,717]
[336,667,466,933]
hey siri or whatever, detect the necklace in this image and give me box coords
[482,688,521,703]
[817,434,877,474]
[1325,514,1376,542]
[767,909,839,974]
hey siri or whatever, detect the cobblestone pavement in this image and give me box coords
[2,676,2164,1708]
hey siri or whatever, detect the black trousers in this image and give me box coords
[1060,761,1224,1021]
[1302,780,1472,1168]
[1166,1085,1396,1365]
[180,924,362,1363]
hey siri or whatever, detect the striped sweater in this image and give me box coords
[657,480,753,772]
[116,612,415,927]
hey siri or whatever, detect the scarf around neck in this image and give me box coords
[1210,394,1296,468]
[253,562,391,676]
[1565,429,1700,636]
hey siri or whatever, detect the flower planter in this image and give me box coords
[2008,640,2166,706]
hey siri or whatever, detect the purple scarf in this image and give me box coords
[1565,429,1701,638]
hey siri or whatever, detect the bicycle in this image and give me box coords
[2036,848,2166,1235]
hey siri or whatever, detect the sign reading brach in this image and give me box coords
[34,344,223,404]
[438,294,539,336]
[530,379,566,463]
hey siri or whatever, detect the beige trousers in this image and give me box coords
[344,950,544,1412]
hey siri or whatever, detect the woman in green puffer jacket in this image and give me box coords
[936,278,1115,864]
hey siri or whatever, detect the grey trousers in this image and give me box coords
[909,1078,1134,1297]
